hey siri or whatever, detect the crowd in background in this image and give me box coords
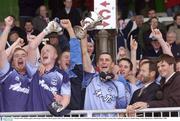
[0,0,180,117]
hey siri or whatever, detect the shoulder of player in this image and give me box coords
[111,80,126,89]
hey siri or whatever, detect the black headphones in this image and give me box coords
[99,72,115,82]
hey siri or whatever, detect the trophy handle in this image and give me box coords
[73,25,87,39]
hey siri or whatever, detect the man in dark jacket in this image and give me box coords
[56,0,81,39]
[18,0,44,28]
[129,60,160,105]
[129,54,180,109]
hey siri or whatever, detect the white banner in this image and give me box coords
[94,0,117,29]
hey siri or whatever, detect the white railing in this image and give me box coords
[0,107,180,117]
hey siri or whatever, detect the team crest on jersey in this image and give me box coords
[15,76,20,82]
[94,87,116,103]
[51,78,58,86]
[108,87,113,92]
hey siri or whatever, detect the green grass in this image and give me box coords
[0,0,19,22]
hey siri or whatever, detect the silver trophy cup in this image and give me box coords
[42,17,63,45]
[74,11,103,39]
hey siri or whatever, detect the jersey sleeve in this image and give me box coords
[0,60,10,78]
[69,38,82,67]
[61,73,71,96]
[82,70,96,88]
[25,62,39,78]
[113,81,127,109]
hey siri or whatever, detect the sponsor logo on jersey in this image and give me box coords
[9,82,29,94]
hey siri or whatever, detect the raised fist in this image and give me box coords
[16,38,25,47]
[60,19,72,29]
[4,16,14,27]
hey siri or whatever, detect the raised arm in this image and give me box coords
[60,19,82,67]
[6,38,24,61]
[27,21,62,65]
[150,26,173,56]
[60,19,76,39]
[0,16,13,69]
[130,35,137,75]
[80,35,94,72]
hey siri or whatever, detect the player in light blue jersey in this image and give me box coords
[57,20,84,110]
[0,16,37,112]
[80,35,127,117]
[27,20,71,112]
[117,58,139,105]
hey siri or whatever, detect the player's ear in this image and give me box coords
[54,53,58,59]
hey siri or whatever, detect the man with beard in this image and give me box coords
[126,60,160,116]
[126,54,180,116]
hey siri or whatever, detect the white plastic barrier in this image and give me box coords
[0,107,180,117]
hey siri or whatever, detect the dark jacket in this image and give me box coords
[57,8,81,39]
[143,47,163,58]
[171,42,180,58]
[32,16,48,32]
[18,0,44,17]
[67,65,84,110]
[130,82,160,105]
[57,8,81,27]
[148,72,180,107]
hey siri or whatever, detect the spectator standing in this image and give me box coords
[18,0,44,28]
[56,0,81,39]
[138,11,166,56]
[24,20,40,38]
[57,0,81,27]
[166,31,180,58]
[127,15,144,59]
[48,0,64,18]
[168,13,180,45]
[33,5,50,33]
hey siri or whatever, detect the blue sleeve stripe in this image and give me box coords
[70,38,82,65]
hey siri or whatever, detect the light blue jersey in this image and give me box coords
[118,75,139,105]
[83,72,127,117]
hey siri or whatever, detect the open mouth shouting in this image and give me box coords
[42,56,48,60]
[65,62,70,67]
[120,71,126,75]
[100,65,109,72]
[17,60,24,67]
